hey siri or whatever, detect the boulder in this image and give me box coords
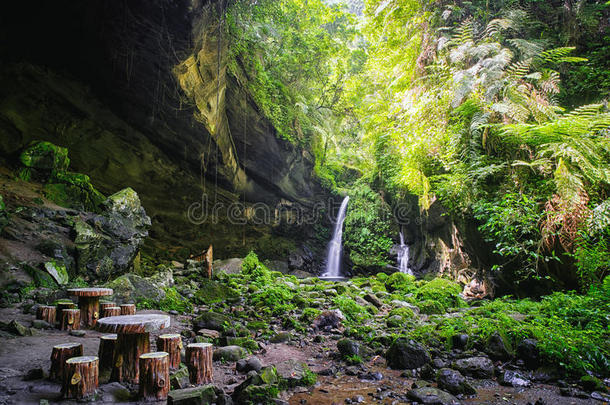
[312,309,346,330]
[499,370,531,387]
[236,357,263,373]
[407,387,461,405]
[170,364,190,390]
[363,293,383,308]
[214,258,244,275]
[452,357,494,379]
[386,339,431,370]
[485,332,511,361]
[19,141,69,181]
[43,260,69,285]
[105,273,165,304]
[337,339,360,357]
[436,368,476,395]
[194,311,231,332]
[168,385,217,405]
[270,332,292,343]
[517,339,540,369]
[275,360,310,386]
[213,346,247,362]
[451,334,469,350]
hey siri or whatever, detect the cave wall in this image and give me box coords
[0,0,328,263]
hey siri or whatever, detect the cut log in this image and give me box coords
[36,305,56,325]
[50,343,83,381]
[102,306,121,318]
[98,334,117,378]
[96,314,171,335]
[185,343,213,385]
[60,309,81,331]
[67,288,113,328]
[62,356,99,399]
[139,352,170,401]
[100,302,116,312]
[156,334,182,370]
[110,332,150,383]
[56,300,76,324]
[120,303,136,315]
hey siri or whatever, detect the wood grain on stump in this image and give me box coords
[120,303,136,315]
[156,334,182,370]
[56,301,76,324]
[50,343,83,381]
[139,352,170,401]
[36,305,56,325]
[67,288,113,328]
[98,334,117,377]
[102,306,121,318]
[60,309,81,331]
[185,343,213,385]
[62,356,99,399]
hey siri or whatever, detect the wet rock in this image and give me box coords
[560,387,590,399]
[236,357,263,373]
[517,338,540,369]
[451,334,469,350]
[499,370,531,387]
[532,366,560,383]
[213,346,247,362]
[452,356,494,379]
[407,387,461,405]
[23,367,45,381]
[106,273,165,304]
[485,332,511,361]
[214,258,244,276]
[170,364,190,390]
[194,311,231,332]
[386,338,431,370]
[270,331,292,343]
[275,360,310,386]
[363,293,383,308]
[591,391,610,401]
[580,375,607,393]
[436,368,476,395]
[312,309,346,330]
[19,141,70,181]
[168,385,217,404]
[337,339,360,357]
[2,320,31,336]
[197,328,220,339]
[43,260,69,285]
[69,329,86,337]
[31,319,53,329]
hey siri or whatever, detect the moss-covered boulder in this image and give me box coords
[415,278,464,308]
[194,311,231,332]
[44,172,105,212]
[105,273,165,304]
[213,345,247,362]
[193,279,239,304]
[385,272,416,293]
[19,141,69,181]
[43,260,69,285]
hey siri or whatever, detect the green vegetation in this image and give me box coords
[139,287,193,314]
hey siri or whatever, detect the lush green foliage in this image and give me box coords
[139,287,193,314]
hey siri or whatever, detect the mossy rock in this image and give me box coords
[43,260,69,285]
[19,141,69,181]
[416,278,464,308]
[224,337,259,352]
[194,311,231,332]
[194,279,239,304]
[45,172,105,212]
[580,375,607,393]
[24,265,57,288]
[418,299,446,315]
[385,272,416,293]
[213,345,247,362]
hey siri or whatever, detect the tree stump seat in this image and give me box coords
[156,334,182,370]
[55,300,76,324]
[62,356,99,399]
[67,288,113,328]
[50,343,83,381]
[36,305,56,325]
[120,303,136,315]
[139,352,170,400]
[100,302,116,312]
[98,334,118,379]
[60,309,81,331]
[185,343,213,385]
[96,314,170,383]
[102,306,121,318]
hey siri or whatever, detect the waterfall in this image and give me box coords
[397,231,413,275]
[322,196,350,278]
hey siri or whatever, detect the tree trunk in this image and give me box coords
[120,304,136,315]
[139,352,170,401]
[62,356,99,399]
[60,309,81,331]
[36,305,56,325]
[102,306,121,318]
[185,343,213,385]
[111,332,150,383]
[98,334,117,380]
[156,334,182,370]
[78,296,100,328]
[50,343,83,381]
[56,301,76,324]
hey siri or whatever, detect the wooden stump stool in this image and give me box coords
[156,334,182,370]
[185,343,213,385]
[67,288,113,328]
[102,306,121,318]
[96,314,170,383]
[100,302,116,312]
[36,305,56,325]
[60,309,81,331]
[139,352,170,401]
[56,300,76,324]
[50,343,83,381]
[120,303,136,315]
[62,356,99,399]
[98,334,117,378]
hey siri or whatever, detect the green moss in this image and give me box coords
[416,278,464,308]
[20,141,70,174]
[242,251,273,284]
[333,295,371,324]
[418,300,446,315]
[301,368,317,386]
[385,272,416,293]
[389,307,415,319]
[45,172,105,212]
[140,287,192,314]
[300,308,321,323]
[345,354,363,365]
[194,279,239,304]
[580,375,607,392]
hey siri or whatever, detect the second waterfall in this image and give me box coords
[322,196,350,278]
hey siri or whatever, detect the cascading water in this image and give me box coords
[322,196,350,278]
[397,231,413,275]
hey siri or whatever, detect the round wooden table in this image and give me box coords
[96,314,170,383]
[67,288,113,328]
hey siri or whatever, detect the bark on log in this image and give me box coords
[62,356,99,399]
[156,334,182,370]
[110,333,150,383]
[98,334,117,378]
[120,304,136,315]
[60,309,81,331]
[56,301,76,324]
[138,352,170,401]
[102,306,121,318]
[36,305,56,325]
[185,343,213,385]
[78,296,100,328]
[50,343,83,381]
